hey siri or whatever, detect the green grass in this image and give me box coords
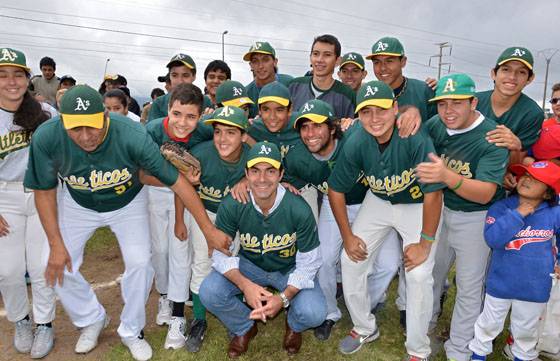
[85,230,510,361]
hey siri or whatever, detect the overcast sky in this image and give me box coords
[1,0,558,109]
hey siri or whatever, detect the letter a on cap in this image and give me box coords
[75,97,91,111]
[375,42,388,52]
[512,48,526,57]
[365,86,378,97]
[218,106,235,117]
[302,102,314,112]
[259,144,271,155]
[443,78,456,93]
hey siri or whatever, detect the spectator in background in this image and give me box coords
[204,60,231,109]
[31,56,59,106]
[546,83,560,125]
[58,75,76,90]
[99,74,141,116]
[103,88,141,122]
[141,87,166,124]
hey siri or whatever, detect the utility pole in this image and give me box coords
[538,48,559,111]
[103,58,110,77]
[429,42,452,79]
[221,30,229,61]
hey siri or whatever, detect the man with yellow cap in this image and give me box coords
[199,141,326,359]
[23,85,231,361]
[328,80,444,360]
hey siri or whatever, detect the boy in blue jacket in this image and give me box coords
[469,161,560,361]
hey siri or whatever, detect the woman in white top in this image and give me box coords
[103,88,141,122]
[0,47,57,358]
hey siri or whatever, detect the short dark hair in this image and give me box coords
[552,83,560,93]
[39,56,56,70]
[204,60,231,81]
[168,83,204,113]
[104,89,128,107]
[211,122,246,134]
[493,63,534,80]
[312,34,341,58]
[295,118,343,141]
[168,62,197,76]
[151,88,165,99]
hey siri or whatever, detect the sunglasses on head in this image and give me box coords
[550,98,560,105]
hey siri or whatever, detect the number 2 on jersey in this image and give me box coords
[409,185,423,199]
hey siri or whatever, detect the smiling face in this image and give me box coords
[167,100,201,138]
[436,97,478,130]
[66,115,108,152]
[310,41,339,77]
[246,162,283,202]
[249,53,277,84]
[338,63,366,91]
[0,66,28,109]
[358,103,398,143]
[213,123,247,162]
[299,120,335,156]
[491,60,533,97]
[516,173,550,202]
[259,101,291,133]
[371,55,406,89]
[205,69,228,98]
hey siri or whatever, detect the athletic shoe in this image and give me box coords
[164,317,186,349]
[314,319,336,341]
[30,325,54,359]
[503,341,543,361]
[185,319,207,353]
[338,328,379,355]
[403,355,429,361]
[122,335,152,361]
[156,295,172,326]
[470,352,486,360]
[14,317,33,353]
[75,315,109,354]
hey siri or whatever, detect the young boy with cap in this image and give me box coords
[468,161,560,361]
[243,41,293,118]
[328,80,444,360]
[23,85,230,361]
[338,52,368,92]
[215,80,254,116]
[415,73,509,361]
[199,141,326,358]
[174,106,251,353]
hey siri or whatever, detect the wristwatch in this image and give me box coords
[279,292,290,308]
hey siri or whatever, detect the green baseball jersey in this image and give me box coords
[476,90,545,150]
[424,115,509,212]
[289,77,356,118]
[190,140,249,213]
[329,126,444,204]
[147,93,214,122]
[24,114,179,212]
[216,190,319,274]
[246,73,294,118]
[247,112,302,158]
[396,77,437,122]
[283,131,368,205]
[145,116,213,149]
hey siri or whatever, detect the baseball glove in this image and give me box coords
[160,142,201,174]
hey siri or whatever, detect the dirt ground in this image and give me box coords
[0,240,164,361]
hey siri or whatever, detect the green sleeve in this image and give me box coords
[328,133,363,193]
[135,131,178,186]
[518,110,545,150]
[475,145,509,185]
[215,196,240,238]
[148,97,165,122]
[295,202,320,252]
[23,125,59,190]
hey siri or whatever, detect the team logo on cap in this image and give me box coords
[74,97,91,111]
[375,42,389,52]
[259,144,271,155]
[232,87,243,96]
[443,78,456,93]
[532,161,547,168]
[302,102,314,112]
[364,85,379,97]
[512,48,526,57]
[218,106,234,117]
[347,53,356,60]
[253,42,262,50]
[0,48,18,62]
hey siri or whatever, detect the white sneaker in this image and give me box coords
[75,315,109,354]
[164,316,186,349]
[156,295,172,326]
[14,318,33,353]
[30,325,54,359]
[122,335,152,361]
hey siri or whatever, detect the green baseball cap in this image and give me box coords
[166,53,196,70]
[60,85,105,129]
[243,41,276,61]
[340,52,365,70]
[356,81,395,112]
[0,48,30,73]
[216,80,254,108]
[203,105,249,130]
[366,37,405,59]
[496,47,534,70]
[430,73,476,102]
[294,99,335,128]
[258,81,290,107]
[247,141,282,169]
